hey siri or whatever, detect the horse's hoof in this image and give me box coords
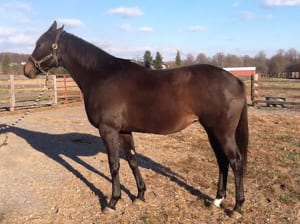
[102,206,115,214]
[133,198,145,206]
[231,211,242,219]
[212,197,224,208]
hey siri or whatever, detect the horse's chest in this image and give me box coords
[84,94,125,129]
[84,105,100,128]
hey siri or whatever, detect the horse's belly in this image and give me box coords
[126,112,198,135]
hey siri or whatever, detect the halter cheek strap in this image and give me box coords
[30,53,55,76]
[30,30,63,76]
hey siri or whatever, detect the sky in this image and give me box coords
[0,0,300,61]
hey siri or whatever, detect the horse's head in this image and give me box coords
[24,21,64,79]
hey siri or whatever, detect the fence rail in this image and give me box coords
[0,74,82,111]
[1,74,299,112]
[56,75,83,103]
[251,74,300,108]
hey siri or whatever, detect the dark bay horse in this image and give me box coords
[24,21,249,215]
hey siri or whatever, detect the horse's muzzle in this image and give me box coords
[23,60,38,79]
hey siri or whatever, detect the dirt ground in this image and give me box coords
[0,105,299,224]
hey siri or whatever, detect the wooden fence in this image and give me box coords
[251,74,300,108]
[1,74,300,112]
[0,75,82,111]
[56,75,83,104]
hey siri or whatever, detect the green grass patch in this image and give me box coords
[279,192,299,204]
[281,151,299,162]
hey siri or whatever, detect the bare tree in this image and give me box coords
[195,53,210,64]
[268,49,288,75]
[254,51,268,74]
[242,55,254,67]
[285,48,299,65]
[225,54,242,67]
[184,53,195,66]
[211,52,226,67]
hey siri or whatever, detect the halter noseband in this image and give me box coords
[30,30,63,76]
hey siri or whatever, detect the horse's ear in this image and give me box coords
[48,21,58,32]
[58,24,64,32]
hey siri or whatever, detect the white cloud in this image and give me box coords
[107,7,144,17]
[91,39,109,50]
[139,26,153,32]
[0,1,35,51]
[91,38,177,61]
[0,2,33,11]
[57,18,84,27]
[240,11,255,20]
[119,24,153,33]
[120,23,133,32]
[8,33,34,45]
[0,2,33,24]
[0,26,40,53]
[232,1,240,7]
[187,26,207,32]
[262,0,300,7]
[0,27,17,36]
[264,13,273,19]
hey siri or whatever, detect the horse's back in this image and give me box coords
[119,64,245,134]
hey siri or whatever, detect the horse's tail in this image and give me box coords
[235,100,249,174]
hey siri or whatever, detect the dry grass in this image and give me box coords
[0,106,299,223]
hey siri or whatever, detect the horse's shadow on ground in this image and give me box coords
[1,125,212,210]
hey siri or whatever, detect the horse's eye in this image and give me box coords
[36,43,43,48]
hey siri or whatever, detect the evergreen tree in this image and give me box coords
[1,55,10,74]
[175,50,182,66]
[143,50,153,69]
[153,51,163,69]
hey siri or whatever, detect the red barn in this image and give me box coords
[223,67,256,76]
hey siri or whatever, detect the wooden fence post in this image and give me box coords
[9,75,15,111]
[52,75,58,105]
[63,75,67,103]
[251,74,259,107]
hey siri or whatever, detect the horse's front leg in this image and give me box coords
[119,133,146,202]
[99,125,121,212]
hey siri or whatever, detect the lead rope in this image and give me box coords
[0,74,50,148]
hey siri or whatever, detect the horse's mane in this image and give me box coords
[62,31,135,71]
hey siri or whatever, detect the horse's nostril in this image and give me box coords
[23,61,37,78]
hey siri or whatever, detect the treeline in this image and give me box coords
[145,48,300,77]
[182,48,300,76]
[0,53,29,74]
[0,52,67,75]
[2,48,300,77]
[0,52,29,64]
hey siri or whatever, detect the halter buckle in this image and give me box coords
[52,43,58,50]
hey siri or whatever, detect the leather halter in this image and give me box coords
[30,30,63,76]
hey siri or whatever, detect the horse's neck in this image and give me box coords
[60,57,89,93]
[60,32,113,92]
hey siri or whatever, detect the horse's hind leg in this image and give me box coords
[119,133,146,202]
[206,128,245,213]
[206,130,229,208]
[221,134,244,213]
